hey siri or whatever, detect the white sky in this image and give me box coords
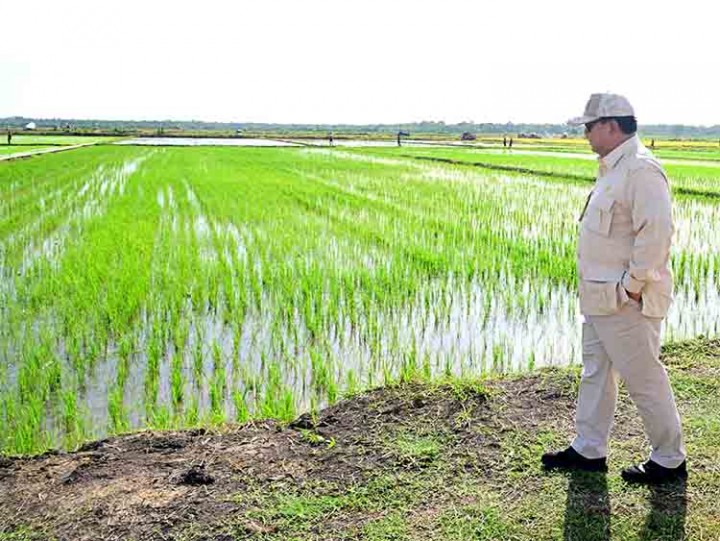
[2,0,718,125]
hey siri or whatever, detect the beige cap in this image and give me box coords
[567,93,635,125]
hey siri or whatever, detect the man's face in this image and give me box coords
[584,119,612,156]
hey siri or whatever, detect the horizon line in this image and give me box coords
[3,116,720,129]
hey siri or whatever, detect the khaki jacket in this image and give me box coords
[578,135,673,318]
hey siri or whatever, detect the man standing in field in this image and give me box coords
[541,93,687,484]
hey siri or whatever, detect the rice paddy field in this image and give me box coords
[2,140,720,456]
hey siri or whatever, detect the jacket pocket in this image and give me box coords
[579,280,620,315]
[583,192,615,236]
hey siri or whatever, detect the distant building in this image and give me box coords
[460,132,476,141]
[24,122,37,130]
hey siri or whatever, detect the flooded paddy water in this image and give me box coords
[2,144,720,453]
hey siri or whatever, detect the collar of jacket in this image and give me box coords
[598,134,640,174]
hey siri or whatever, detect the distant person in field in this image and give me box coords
[508,137,513,148]
[328,132,334,147]
[503,136,507,147]
[542,93,686,485]
[651,138,655,148]
[6,131,11,145]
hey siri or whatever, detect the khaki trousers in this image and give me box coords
[571,300,686,468]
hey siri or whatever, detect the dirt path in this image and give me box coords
[0,143,97,162]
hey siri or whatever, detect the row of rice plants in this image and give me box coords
[366,146,720,197]
[478,136,720,155]
[1,147,154,452]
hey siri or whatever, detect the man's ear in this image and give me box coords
[606,118,621,135]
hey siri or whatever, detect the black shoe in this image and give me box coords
[621,460,687,485]
[541,446,608,472]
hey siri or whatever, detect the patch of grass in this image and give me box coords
[362,513,409,540]
[299,429,336,448]
[537,365,583,396]
[230,473,430,539]
[662,337,720,362]
[274,493,346,522]
[669,372,720,402]
[389,432,443,466]
[446,377,493,402]
[0,528,54,541]
[499,428,550,477]
[436,502,518,541]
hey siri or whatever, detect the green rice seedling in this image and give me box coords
[185,395,200,427]
[144,327,162,408]
[399,345,419,383]
[11,396,44,455]
[209,342,227,423]
[149,405,172,430]
[170,351,184,408]
[492,344,505,373]
[344,368,358,397]
[325,373,338,405]
[61,389,80,443]
[108,385,129,433]
[232,388,250,423]
[192,326,204,385]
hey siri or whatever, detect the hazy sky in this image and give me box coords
[2,0,718,125]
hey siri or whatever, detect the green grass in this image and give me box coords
[0,528,54,541]
[207,339,720,540]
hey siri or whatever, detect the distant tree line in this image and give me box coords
[2,116,720,139]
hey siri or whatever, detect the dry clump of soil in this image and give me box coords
[0,370,587,541]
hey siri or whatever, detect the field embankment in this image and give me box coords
[1,338,718,541]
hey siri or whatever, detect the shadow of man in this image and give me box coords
[639,479,687,541]
[563,472,687,541]
[563,470,610,541]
